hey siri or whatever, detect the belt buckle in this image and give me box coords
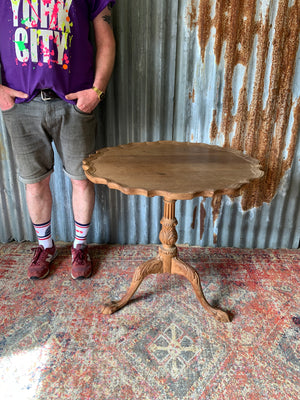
[41,90,52,101]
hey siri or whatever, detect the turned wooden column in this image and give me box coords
[159,199,178,273]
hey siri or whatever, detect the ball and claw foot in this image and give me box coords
[211,308,231,323]
[100,302,123,315]
[100,258,163,315]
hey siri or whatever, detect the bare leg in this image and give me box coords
[26,177,95,224]
[71,179,95,224]
[26,175,52,224]
[101,258,163,314]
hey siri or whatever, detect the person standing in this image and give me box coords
[0,0,116,279]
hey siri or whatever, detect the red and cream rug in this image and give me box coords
[0,242,299,399]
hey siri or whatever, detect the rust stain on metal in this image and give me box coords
[213,233,218,244]
[191,205,197,229]
[198,0,213,62]
[189,88,196,103]
[241,0,300,210]
[209,109,218,140]
[282,99,300,172]
[188,0,300,212]
[200,200,206,239]
[187,0,199,30]
[215,0,258,147]
[212,194,222,223]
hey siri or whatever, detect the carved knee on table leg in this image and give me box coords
[100,258,163,315]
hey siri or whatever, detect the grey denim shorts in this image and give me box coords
[2,96,96,184]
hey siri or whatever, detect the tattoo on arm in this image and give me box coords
[102,15,112,25]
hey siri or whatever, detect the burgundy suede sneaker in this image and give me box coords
[28,243,57,279]
[71,244,92,280]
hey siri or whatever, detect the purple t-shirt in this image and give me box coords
[0,0,115,103]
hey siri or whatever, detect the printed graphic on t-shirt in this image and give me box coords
[10,0,73,69]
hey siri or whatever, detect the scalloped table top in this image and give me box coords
[82,141,264,200]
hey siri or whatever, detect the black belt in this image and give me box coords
[40,89,59,101]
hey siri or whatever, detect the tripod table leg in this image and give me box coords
[100,257,163,315]
[171,257,230,323]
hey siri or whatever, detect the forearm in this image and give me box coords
[65,6,116,113]
[93,39,116,92]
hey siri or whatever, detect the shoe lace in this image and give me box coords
[31,246,47,264]
[73,248,87,265]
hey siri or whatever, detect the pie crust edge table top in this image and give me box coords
[83,141,264,323]
[82,141,264,200]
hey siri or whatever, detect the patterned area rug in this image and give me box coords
[0,242,299,400]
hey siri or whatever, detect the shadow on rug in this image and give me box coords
[0,242,299,400]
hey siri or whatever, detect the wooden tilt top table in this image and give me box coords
[83,141,263,323]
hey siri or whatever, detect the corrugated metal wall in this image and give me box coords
[1,0,299,248]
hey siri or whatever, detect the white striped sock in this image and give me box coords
[33,220,53,249]
[73,221,90,248]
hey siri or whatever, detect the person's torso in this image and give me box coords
[0,0,109,102]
